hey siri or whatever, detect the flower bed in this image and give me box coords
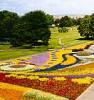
[0,64,35,71]
[0,72,91,100]
[0,82,33,100]
[0,41,94,100]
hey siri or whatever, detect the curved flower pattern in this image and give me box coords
[0,41,94,100]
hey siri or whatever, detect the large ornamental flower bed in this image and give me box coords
[0,41,94,100]
[0,72,90,100]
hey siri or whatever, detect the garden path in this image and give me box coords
[76,83,94,100]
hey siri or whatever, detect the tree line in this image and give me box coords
[0,10,53,47]
[55,14,94,40]
[0,10,94,47]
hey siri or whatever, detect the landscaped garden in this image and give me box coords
[0,41,94,100]
[0,9,94,100]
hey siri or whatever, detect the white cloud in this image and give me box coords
[0,0,94,15]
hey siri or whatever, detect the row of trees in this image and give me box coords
[0,10,79,47]
[0,10,94,47]
[0,10,54,46]
[54,16,81,27]
[55,14,94,39]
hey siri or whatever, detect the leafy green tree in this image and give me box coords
[76,18,83,25]
[72,18,78,26]
[58,27,68,33]
[46,14,54,27]
[0,10,19,41]
[78,15,92,39]
[10,22,26,46]
[59,16,73,27]
[54,19,60,27]
[11,10,51,46]
[90,14,94,38]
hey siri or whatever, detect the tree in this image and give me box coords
[78,15,92,39]
[54,19,60,27]
[76,18,83,25]
[11,10,51,46]
[10,22,27,46]
[46,14,54,27]
[59,16,73,27]
[90,14,94,38]
[0,10,19,41]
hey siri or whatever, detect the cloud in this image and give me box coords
[0,0,94,15]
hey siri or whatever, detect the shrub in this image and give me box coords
[58,27,68,33]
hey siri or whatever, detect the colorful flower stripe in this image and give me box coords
[0,82,33,100]
[0,73,90,100]
[0,41,94,100]
[26,52,50,66]
[35,53,80,72]
[7,61,94,79]
[68,41,93,50]
[0,41,93,72]
[61,54,77,65]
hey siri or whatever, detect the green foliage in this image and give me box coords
[23,90,65,100]
[78,15,92,39]
[78,14,94,39]
[0,27,91,60]
[90,14,94,37]
[10,10,51,47]
[59,16,73,27]
[58,27,68,33]
[49,27,89,49]
[24,92,53,100]
[54,19,60,27]
[0,10,19,41]
[76,18,83,25]
[46,14,54,26]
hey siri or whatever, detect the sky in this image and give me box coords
[0,0,94,15]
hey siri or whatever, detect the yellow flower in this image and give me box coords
[61,55,76,65]
[0,82,32,91]
[39,78,48,81]
[54,77,66,81]
[28,76,39,80]
[72,77,94,84]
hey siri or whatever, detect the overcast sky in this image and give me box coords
[0,0,94,15]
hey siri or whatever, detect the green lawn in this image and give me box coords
[0,27,91,60]
[0,45,48,60]
[49,27,90,49]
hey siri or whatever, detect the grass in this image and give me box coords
[0,46,48,60]
[49,27,90,49]
[0,27,91,60]
[23,90,68,100]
